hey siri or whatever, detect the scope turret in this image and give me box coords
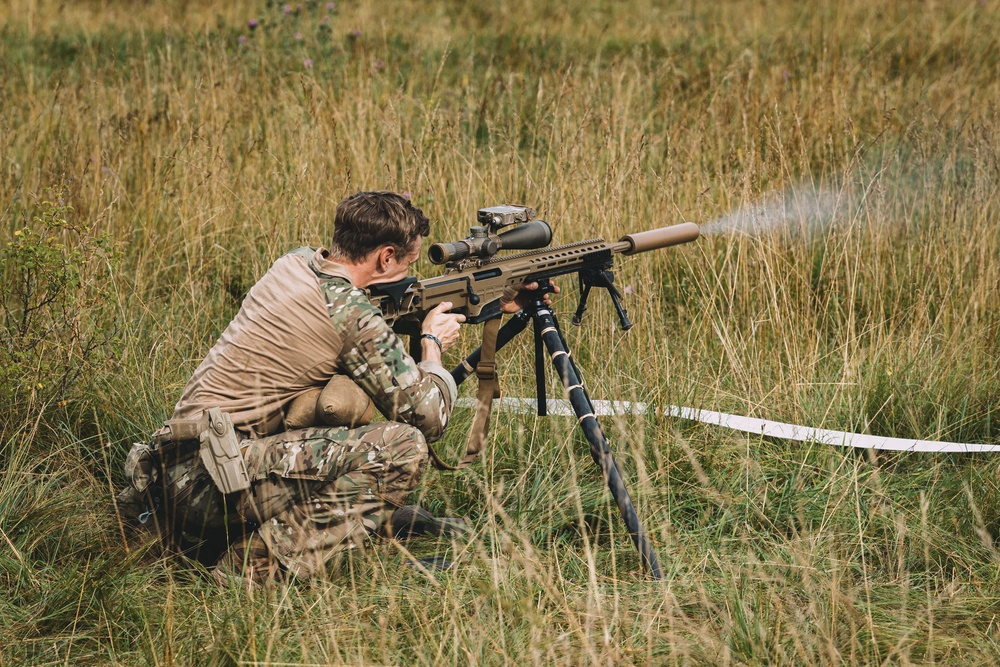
[428,220,552,265]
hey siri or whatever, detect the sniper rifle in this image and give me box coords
[368,205,699,334]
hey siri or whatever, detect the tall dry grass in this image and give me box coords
[2,0,1000,664]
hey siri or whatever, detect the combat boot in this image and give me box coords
[212,532,281,587]
[385,505,471,540]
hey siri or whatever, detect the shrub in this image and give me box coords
[0,191,123,435]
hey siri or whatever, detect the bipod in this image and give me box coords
[571,268,633,331]
[452,280,664,579]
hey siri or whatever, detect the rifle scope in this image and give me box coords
[428,220,552,265]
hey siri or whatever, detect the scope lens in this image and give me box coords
[427,244,447,265]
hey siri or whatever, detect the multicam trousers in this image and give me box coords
[165,421,428,579]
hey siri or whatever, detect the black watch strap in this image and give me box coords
[420,333,443,352]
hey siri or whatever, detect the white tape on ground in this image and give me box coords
[454,397,1000,453]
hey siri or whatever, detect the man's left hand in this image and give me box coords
[500,281,560,314]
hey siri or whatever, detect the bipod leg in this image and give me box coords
[571,276,593,326]
[531,303,664,579]
[572,269,633,330]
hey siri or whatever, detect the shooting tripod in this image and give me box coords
[451,278,664,579]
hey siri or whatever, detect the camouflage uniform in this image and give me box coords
[242,421,427,578]
[142,247,455,579]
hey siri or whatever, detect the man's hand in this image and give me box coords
[421,301,466,360]
[500,281,560,314]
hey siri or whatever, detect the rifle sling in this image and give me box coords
[427,314,502,470]
[427,284,522,470]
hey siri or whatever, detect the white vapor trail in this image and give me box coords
[700,186,842,237]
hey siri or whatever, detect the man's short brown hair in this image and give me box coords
[331,191,431,262]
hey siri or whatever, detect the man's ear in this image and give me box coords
[375,245,396,270]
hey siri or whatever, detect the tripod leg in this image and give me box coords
[533,315,547,417]
[533,306,664,579]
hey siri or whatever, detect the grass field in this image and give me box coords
[2,0,1000,664]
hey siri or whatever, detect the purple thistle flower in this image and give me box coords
[402,192,412,200]
[326,2,335,9]
[374,59,384,70]
[322,15,330,23]
[238,35,247,44]
[248,19,258,29]
[283,4,292,14]
[624,284,635,295]
[295,32,303,40]
[350,28,361,37]
[304,58,314,68]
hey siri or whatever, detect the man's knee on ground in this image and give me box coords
[381,422,428,464]
[376,422,428,505]
[382,423,428,478]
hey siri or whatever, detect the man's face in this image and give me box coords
[381,236,423,283]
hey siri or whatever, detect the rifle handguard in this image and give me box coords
[619,222,699,254]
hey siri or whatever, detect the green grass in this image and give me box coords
[3,0,1000,663]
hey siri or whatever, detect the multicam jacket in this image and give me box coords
[171,247,456,441]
